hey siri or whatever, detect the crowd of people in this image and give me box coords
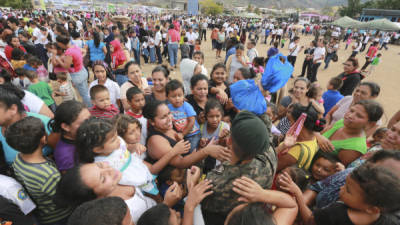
[1,8,400,225]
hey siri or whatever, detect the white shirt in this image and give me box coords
[32,28,48,45]
[354,42,362,51]
[89,78,121,106]
[22,90,45,114]
[332,31,339,37]
[313,47,326,63]
[363,36,370,43]
[277,29,283,35]
[247,48,258,62]
[0,175,36,215]
[155,31,162,46]
[186,32,197,45]
[288,42,301,56]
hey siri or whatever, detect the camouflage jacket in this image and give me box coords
[201,145,277,216]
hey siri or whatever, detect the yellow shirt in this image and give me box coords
[287,138,318,170]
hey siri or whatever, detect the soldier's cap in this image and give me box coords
[231,111,269,158]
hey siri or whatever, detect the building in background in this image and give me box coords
[187,0,198,15]
[360,8,400,22]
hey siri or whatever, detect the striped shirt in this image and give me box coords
[89,104,120,119]
[12,154,72,224]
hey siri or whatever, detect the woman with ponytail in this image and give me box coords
[85,32,107,63]
[275,103,326,172]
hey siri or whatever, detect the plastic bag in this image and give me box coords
[261,53,293,93]
[230,79,267,116]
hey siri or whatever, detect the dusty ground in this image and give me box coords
[56,32,399,125]
[138,33,400,125]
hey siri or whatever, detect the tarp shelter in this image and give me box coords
[359,18,400,31]
[235,12,262,19]
[331,16,362,28]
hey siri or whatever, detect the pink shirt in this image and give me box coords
[65,45,83,73]
[168,29,180,43]
[367,46,378,58]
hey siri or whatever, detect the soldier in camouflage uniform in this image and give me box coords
[201,111,277,225]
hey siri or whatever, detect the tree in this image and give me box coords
[199,0,223,15]
[0,0,32,8]
[247,3,253,12]
[338,0,362,18]
[254,7,260,15]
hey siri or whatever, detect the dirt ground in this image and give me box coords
[57,31,399,125]
[138,32,400,125]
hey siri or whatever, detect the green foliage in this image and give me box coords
[199,0,223,15]
[0,0,32,9]
[339,0,400,18]
[254,7,260,14]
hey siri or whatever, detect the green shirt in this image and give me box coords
[371,57,380,65]
[28,81,55,106]
[12,154,72,224]
[322,119,367,155]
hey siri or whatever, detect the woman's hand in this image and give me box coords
[163,182,183,207]
[232,176,264,203]
[317,135,335,153]
[199,138,208,149]
[172,139,191,155]
[277,134,297,154]
[277,172,303,196]
[225,98,235,110]
[186,166,202,192]
[216,89,228,105]
[174,132,184,141]
[144,87,152,95]
[185,179,213,211]
[335,162,345,172]
[203,141,231,162]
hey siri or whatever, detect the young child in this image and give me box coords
[53,72,77,102]
[308,151,343,184]
[10,48,26,69]
[5,117,72,224]
[281,37,286,48]
[322,77,344,116]
[280,163,400,225]
[199,99,230,173]
[345,34,352,50]
[76,117,188,194]
[180,37,190,60]
[148,31,156,64]
[194,39,201,52]
[367,53,382,76]
[193,51,208,75]
[26,70,56,112]
[141,37,149,64]
[126,86,147,146]
[266,102,281,137]
[306,83,325,115]
[252,57,265,75]
[166,80,201,153]
[12,68,31,90]
[24,56,48,82]
[89,85,119,119]
[368,127,388,148]
[51,101,91,172]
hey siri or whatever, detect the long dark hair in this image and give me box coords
[93,32,100,48]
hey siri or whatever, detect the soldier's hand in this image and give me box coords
[163,182,183,207]
[232,176,264,203]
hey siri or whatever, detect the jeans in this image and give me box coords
[116,74,129,86]
[185,132,201,154]
[168,43,179,67]
[155,45,162,64]
[361,57,372,70]
[324,52,335,69]
[133,49,141,65]
[380,42,388,50]
[149,47,156,63]
[189,45,195,59]
[200,29,207,41]
[70,67,91,107]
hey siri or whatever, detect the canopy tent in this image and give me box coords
[234,12,262,19]
[331,16,362,28]
[359,18,400,31]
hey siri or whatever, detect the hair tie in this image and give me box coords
[315,120,320,126]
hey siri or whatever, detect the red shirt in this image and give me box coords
[4,45,26,61]
[125,110,143,119]
[366,46,378,58]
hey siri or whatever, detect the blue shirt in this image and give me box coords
[265,29,270,36]
[0,112,52,164]
[168,102,200,137]
[225,47,236,64]
[322,90,344,116]
[87,39,106,62]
